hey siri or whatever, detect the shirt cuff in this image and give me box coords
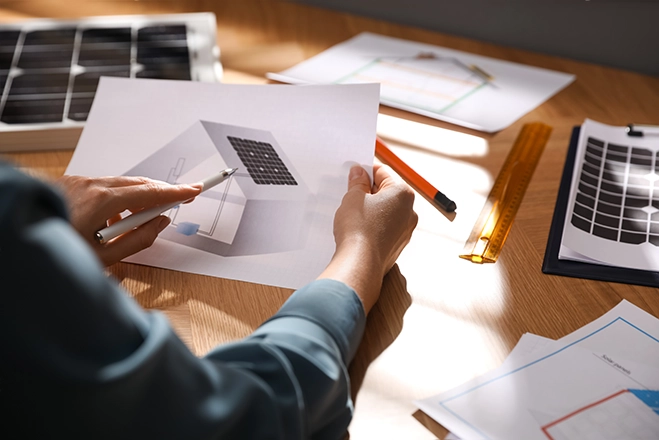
[257,279,366,364]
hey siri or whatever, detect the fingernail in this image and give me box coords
[349,166,364,181]
[185,183,203,191]
[157,216,171,232]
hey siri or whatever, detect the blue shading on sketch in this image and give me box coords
[176,222,200,236]
[124,120,313,256]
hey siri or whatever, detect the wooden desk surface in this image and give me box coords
[2,1,659,439]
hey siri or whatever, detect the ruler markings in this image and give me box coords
[460,122,553,263]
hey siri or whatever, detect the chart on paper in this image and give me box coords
[542,389,659,440]
[268,32,575,132]
[414,300,659,440]
[336,55,487,114]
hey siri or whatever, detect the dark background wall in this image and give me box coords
[287,0,659,76]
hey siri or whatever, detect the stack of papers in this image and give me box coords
[415,300,659,439]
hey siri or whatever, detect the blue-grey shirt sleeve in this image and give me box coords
[0,163,366,440]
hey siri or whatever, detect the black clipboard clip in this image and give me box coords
[626,123,659,137]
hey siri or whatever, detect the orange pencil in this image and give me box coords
[375,137,457,213]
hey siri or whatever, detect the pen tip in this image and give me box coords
[228,168,238,175]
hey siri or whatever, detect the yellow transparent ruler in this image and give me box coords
[461,122,553,263]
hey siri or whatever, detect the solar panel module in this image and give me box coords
[0,13,221,152]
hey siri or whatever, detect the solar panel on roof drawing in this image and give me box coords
[227,135,299,186]
[570,136,659,246]
[0,13,219,131]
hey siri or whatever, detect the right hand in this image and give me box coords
[334,163,418,276]
[319,163,418,313]
[55,175,202,266]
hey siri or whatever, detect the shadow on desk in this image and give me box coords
[413,409,450,439]
[108,262,292,355]
[349,264,413,403]
[109,261,413,368]
[110,260,413,438]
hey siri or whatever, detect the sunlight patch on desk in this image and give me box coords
[367,151,511,436]
[363,305,506,395]
[350,304,508,439]
[150,289,179,308]
[119,278,152,298]
[388,146,494,224]
[395,154,505,316]
[399,234,505,314]
[350,366,437,439]
[189,299,254,355]
[377,114,488,157]
[363,139,526,438]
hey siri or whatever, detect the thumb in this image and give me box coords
[347,165,371,193]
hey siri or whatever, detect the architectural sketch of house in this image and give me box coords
[124,120,313,256]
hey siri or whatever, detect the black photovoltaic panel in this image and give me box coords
[227,136,298,186]
[0,23,192,124]
[136,25,191,80]
[0,31,20,70]
[570,136,659,246]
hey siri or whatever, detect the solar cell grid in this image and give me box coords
[82,27,131,43]
[571,136,659,246]
[0,31,19,70]
[0,21,194,125]
[227,136,298,186]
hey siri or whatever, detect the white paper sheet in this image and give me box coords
[415,300,659,439]
[267,32,574,133]
[66,77,380,289]
[560,119,659,271]
[446,333,557,440]
[499,333,557,369]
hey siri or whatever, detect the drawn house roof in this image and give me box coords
[124,120,312,257]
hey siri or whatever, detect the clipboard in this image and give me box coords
[542,126,659,287]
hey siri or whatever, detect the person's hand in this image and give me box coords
[319,163,418,313]
[334,164,418,275]
[55,175,202,266]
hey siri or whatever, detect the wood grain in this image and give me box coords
[2,1,658,438]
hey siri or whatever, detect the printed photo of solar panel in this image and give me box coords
[570,135,659,246]
[0,13,220,150]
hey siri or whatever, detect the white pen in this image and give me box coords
[95,167,238,244]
